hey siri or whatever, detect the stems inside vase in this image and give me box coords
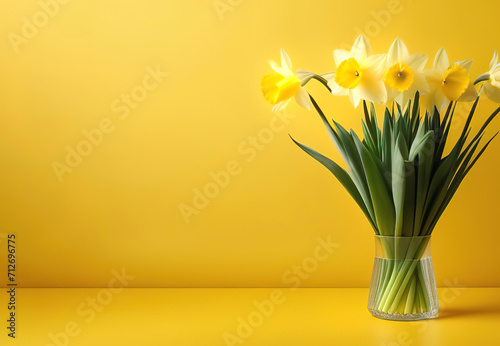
[368,235,438,320]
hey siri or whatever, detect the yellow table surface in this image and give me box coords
[1,288,499,346]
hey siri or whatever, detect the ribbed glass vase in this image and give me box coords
[368,235,439,321]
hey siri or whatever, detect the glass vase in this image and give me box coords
[368,235,439,321]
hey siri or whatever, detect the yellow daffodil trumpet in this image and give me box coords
[385,63,414,92]
[261,49,311,112]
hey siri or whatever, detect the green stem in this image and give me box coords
[388,260,419,313]
[375,259,386,304]
[414,279,421,313]
[417,285,426,313]
[474,73,490,85]
[378,260,393,306]
[377,261,400,309]
[307,75,332,93]
[404,275,417,314]
[417,263,431,311]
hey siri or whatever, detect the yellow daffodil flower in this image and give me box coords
[424,48,477,109]
[384,38,429,106]
[261,49,311,112]
[327,36,387,108]
[474,51,500,103]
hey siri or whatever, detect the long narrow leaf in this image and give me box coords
[353,133,395,235]
[290,136,378,233]
[333,120,377,222]
[392,137,406,236]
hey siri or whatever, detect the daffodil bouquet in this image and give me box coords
[261,37,500,320]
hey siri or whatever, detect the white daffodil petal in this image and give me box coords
[490,65,500,83]
[433,93,446,111]
[394,92,404,107]
[295,69,316,86]
[295,87,311,110]
[404,87,423,107]
[269,59,279,69]
[328,79,349,96]
[272,99,291,112]
[281,49,293,72]
[333,49,350,66]
[388,37,410,66]
[401,84,422,107]
[423,69,445,111]
[359,79,387,104]
[427,92,445,112]
[408,54,428,71]
[269,60,288,75]
[321,72,336,83]
[457,82,478,102]
[360,58,387,103]
[385,87,398,102]
[424,69,443,90]
[484,83,500,103]
[434,48,449,72]
[272,101,283,112]
[490,51,498,70]
[349,89,361,108]
[413,73,430,94]
[350,35,370,61]
[491,79,500,88]
[361,54,387,78]
[457,59,473,71]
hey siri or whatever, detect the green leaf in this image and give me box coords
[467,106,500,147]
[363,101,376,141]
[392,136,406,237]
[431,106,441,133]
[463,132,498,176]
[434,102,456,164]
[410,92,420,139]
[290,136,378,233]
[402,160,416,237]
[425,135,485,234]
[352,133,395,235]
[382,110,393,171]
[353,130,392,196]
[332,120,376,223]
[419,101,498,235]
[397,132,409,159]
[421,143,462,235]
[409,130,435,162]
[459,97,480,141]
[403,99,412,146]
[309,96,347,161]
[413,129,435,236]
[362,120,377,154]
[370,103,382,156]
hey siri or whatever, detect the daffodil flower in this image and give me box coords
[474,51,500,103]
[384,38,429,106]
[328,36,387,108]
[424,48,477,109]
[261,49,311,112]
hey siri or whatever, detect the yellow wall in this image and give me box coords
[0,0,499,288]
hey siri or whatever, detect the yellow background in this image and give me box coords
[1,0,499,288]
